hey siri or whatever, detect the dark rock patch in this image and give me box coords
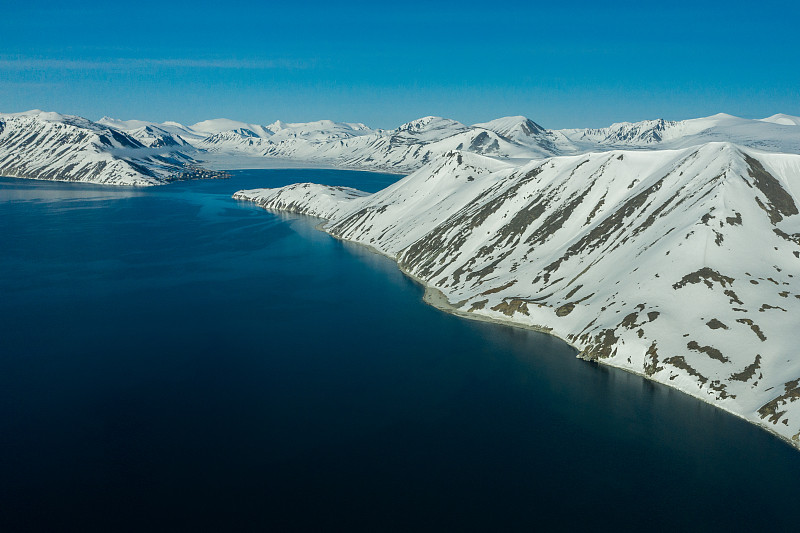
[706,318,728,330]
[730,354,762,382]
[672,267,734,290]
[759,378,800,424]
[687,340,729,363]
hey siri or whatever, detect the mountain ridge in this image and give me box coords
[1,110,202,185]
[6,108,800,185]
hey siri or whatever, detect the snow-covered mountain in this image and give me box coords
[394,116,468,141]
[558,113,800,154]
[9,109,800,185]
[472,115,566,154]
[760,114,800,127]
[0,110,223,185]
[268,119,374,141]
[174,112,800,173]
[97,117,190,149]
[98,116,209,145]
[185,114,554,172]
[234,143,800,450]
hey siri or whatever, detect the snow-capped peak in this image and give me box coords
[704,112,742,120]
[12,109,70,123]
[397,116,467,133]
[473,116,546,138]
[760,114,800,126]
[98,117,154,130]
[190,118,273,138]
[266,120,286,133]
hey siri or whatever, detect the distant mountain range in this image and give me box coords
[3,109,799,185]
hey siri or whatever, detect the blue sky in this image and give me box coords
[2,0,798,129]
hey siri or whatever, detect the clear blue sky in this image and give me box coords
[2,0,798,129]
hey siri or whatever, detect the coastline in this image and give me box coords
[0,172,158,187]
[1,158,409,188]
[292,210,800,452]
[199,153,409,176]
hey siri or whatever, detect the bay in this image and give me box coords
[1,170,798,531]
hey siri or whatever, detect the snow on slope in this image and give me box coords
[235,144,800,449]
[98,117,156,131]
[267,119,374,141]
[472,116,566,154]
[206,116,554,173]
[185,112,800,176]
[99,117,210,144]
[761,114,800,127]
[190,118,274,138]
[394,116,467,141]
[8,108,800,185]
[234,182,370,219]
[1,110,214,185]
[557,113,800,154]
[559,118,677,146]
[98,117,196,148]
[474,116,546,138]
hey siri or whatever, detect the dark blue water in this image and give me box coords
[1,170,799,532]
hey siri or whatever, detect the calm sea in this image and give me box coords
[1,170,798,531]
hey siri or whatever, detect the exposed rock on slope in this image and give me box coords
[235,144,800,449]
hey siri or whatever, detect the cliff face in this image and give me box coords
[235,144,800,449]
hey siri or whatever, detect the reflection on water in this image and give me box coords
[1,172,799,531]
[0,177,145,203]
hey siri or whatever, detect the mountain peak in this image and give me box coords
[267,120,286,132]
[473,116,546,138]
[760,113,800,126]
[190,118,272,138]
[397,116,466,133]
[98,117,154,130]
[11,109,67,122]
[701,112,742,121]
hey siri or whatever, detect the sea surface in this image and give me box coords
[1,170,799,531]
